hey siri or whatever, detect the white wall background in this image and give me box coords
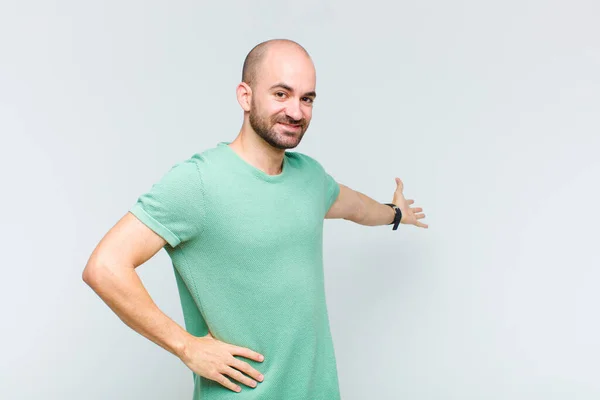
[1,1,599,399]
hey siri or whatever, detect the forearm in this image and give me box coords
[83,262,192,359]
[353,191,395,226]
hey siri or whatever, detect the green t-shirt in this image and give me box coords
[129,141,341,399]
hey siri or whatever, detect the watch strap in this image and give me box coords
[384,203,402,230]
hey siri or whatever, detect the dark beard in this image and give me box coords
[248,104,307,150]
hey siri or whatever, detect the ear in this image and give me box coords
[236,82,252,112]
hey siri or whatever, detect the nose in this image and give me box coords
[285,100,304,122]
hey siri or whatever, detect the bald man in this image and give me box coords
[83,39,428,399]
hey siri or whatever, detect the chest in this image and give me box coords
[200,175,326,256]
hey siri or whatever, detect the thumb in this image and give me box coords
[395,177,404,191]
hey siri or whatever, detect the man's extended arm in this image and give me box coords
[325,177,428,229]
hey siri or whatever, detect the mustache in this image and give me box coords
[275,117,305,126]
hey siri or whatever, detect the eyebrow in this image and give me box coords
[269,82,317,98]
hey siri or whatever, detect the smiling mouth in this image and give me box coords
[278,122,301,129]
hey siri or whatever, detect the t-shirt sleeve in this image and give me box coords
[324,171,340,212]
[128,158,204,248]
[300,153,340,213]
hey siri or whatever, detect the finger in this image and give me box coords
[212,372,241,392]
[412,207,423,213]
[223,366,258,388]
[416,222,429,228]
[416,213,426,219]
[228,345,265,363]
[406,199,414,205]
[230,358,264,382]
[395,177,404,190]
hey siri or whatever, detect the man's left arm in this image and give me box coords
[325,177,429,229]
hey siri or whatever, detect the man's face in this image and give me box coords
[248,49,317,150]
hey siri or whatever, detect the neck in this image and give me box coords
[229,127,285,176]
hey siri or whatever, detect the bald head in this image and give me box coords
[237,39,316,150]
[242,39,312,88]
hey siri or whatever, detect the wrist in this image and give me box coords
[173,331,195,361]
[384,203,403,230]
[387,204,395,224]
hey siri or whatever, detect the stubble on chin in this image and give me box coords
[251,117,304,150]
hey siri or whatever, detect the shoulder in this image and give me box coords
[151,153,209,191]
[164,155,203,178]
[165,145,220,177]
[286,151,326,172]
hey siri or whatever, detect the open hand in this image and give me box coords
[392,177,428,229]
[179,331,265,393]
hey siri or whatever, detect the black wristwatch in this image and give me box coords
[384,203,402,230]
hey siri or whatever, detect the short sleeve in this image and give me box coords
[296,152,340,212]
[324,171,340,212]
[129,158,204,248]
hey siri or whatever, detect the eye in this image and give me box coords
[302,97,314,104]
[275,92,286,98]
